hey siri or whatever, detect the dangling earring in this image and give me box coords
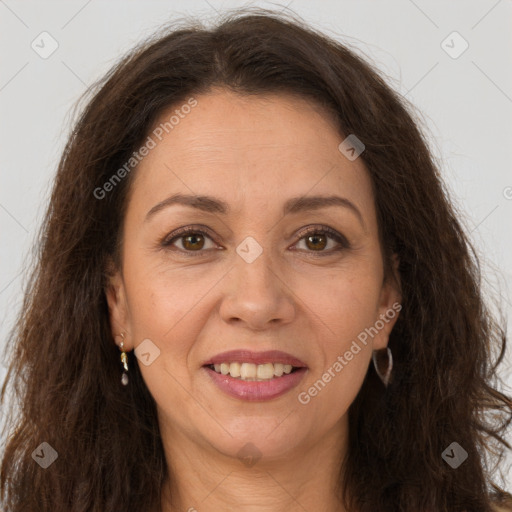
[117,332,129,386]
[372,346,393,387]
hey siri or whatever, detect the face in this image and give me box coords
[106,89,401,463]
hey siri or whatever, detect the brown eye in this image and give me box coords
[162,225,349,257]
[294,226,350,254]
[181,233,206,251]
[162,227,217,253]
[304,233,328,251]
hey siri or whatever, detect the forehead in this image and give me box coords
[149,90,342,163]
[129,90,374,220]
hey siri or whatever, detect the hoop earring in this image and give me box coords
[372,347,393,388]
[117,332,129,386]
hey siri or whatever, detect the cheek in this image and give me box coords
[122,259,222,382]
[298,261,383,347]
[123,271,204,410]
[123,252,212,336]
[296,270,377,415]
[292,259,382,414]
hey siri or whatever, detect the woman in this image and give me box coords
[1,8,511,512]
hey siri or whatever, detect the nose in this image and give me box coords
[219,247,296,331]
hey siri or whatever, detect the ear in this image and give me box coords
[372,253,402,351]
[104,259,132,350]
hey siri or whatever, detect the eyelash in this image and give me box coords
[161,224,350,257]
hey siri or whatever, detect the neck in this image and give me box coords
[159,416,350,512]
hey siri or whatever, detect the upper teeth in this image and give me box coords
[212,362,294,380]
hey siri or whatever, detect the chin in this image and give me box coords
[203,419,305,462]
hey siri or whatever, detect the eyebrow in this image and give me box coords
[145,193,365,228]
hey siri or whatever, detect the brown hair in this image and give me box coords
[1,8,511,512]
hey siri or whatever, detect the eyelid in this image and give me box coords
[293,225,350,250]
[161,224,220,252]
[162,224,216,242]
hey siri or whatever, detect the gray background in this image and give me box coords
[1,0,511,493]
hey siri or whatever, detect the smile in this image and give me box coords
[207,362,299,381]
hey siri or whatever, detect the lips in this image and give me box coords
[203,365,308,401]
[202,349,308,401]
[202,349,307,368]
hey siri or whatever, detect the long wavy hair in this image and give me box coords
[1,8,511,512]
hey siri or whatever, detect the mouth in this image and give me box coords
[201,350,308,401]
[203,362,308,402]
[205,361,303,381]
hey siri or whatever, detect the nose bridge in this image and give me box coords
[236,238,276,291]
[219,236,295,329]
